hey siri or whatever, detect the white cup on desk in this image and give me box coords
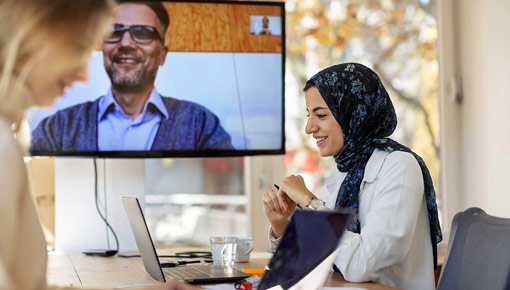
[234,237,255,263]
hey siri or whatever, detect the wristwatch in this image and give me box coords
[307,197,326,210]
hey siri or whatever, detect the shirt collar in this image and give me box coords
[326,148,388,188]
[362,149,387,183]
[145,88,168,119]
[98,88,168,121]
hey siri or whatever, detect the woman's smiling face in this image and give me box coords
[304,86,344,157]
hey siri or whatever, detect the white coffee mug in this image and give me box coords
[234,237,254,262]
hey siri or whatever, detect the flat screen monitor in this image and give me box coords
[27,0,285,158]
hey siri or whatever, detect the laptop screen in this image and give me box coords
[258,210,351,289]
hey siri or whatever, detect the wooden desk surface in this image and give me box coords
[47,249,398,289]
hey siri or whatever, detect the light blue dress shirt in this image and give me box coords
[97,88,169,151]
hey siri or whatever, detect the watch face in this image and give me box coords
[309,198,324,209]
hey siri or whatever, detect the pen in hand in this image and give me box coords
[273,184,303,209]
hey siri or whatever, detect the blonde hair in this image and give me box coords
[0,0,115,127]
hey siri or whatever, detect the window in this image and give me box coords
[144,158,247,246]
[285,0,442,222]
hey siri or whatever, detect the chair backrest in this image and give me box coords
[437,207,510,290]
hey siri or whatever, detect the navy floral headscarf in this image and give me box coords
[307,63,442,268]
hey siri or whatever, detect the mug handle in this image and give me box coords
[244,240,255,255]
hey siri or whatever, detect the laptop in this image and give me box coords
[122,197,250,284]
[258,209,352,290]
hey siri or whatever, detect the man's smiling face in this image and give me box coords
[103,3,167,92]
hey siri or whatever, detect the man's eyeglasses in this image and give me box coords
[104,24,163,44]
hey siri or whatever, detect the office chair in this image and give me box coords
[437,207,510,290]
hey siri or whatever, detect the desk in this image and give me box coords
[47,249,398,290]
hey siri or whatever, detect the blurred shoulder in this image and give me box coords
[0,117,22,159]
[0,117,26,196]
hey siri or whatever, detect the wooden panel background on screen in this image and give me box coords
[162,3,282,53]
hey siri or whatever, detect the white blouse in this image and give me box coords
[0,116,107,290]
[270,149,435,290]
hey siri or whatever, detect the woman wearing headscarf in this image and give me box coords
[0,0,195,289]
[263,63,442,290]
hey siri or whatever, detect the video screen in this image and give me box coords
[27,1,284,157]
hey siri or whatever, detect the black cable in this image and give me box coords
[103,159,109,249]
[83,158,119,257]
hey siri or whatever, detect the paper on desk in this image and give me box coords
[202,286,367,290]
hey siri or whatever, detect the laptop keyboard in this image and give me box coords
[164,266,214,280]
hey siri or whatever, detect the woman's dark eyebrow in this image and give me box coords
[312,106,328,112]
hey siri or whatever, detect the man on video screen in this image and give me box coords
[30,2,233,152]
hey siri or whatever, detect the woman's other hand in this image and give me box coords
[280,175,315,207]
[262,187,296,238]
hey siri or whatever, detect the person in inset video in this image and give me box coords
[259,16,272,35]
[30,2,234,152]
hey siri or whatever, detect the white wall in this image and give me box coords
[439,0,510,226]
[457,0,510,217]
[55,159,145,253]
[437,0,463,230]
[245,155,285,250]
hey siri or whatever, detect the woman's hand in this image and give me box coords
[280,175,316,207]
[262,186,296,238]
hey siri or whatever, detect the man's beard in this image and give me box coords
[106,66,148,93]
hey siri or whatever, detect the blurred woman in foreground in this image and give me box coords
[0,0,194,289]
